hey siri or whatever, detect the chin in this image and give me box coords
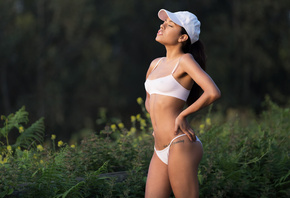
[155,37,164,45]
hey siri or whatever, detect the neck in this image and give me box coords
[165,45,184,61]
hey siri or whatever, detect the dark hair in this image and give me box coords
[181,27,206,106]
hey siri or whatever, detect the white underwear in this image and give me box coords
[154,134,202,165]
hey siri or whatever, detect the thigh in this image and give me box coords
[145,152,172,198]
[168,139,203,198]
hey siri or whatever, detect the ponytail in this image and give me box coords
[181,28,206,106]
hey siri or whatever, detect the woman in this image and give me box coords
[144,9,221,198]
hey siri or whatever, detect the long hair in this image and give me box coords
[181,27,206,106]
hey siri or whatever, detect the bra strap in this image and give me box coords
[171,57,182,74]
[152,58,164,72]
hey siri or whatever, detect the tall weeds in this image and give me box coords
[0,97,289,197]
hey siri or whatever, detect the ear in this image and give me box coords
[178,34,189,43]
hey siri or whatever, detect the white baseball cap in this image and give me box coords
[158,9,201,44]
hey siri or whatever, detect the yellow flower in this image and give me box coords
[40,160,44,164]
[0,155,8,164]
[58,141,64,147]
[140,119,147,127]
[118,123,124,129]
[111,124,117,131]
[200,124,205,130]
[200,124,205,134]
[19,126,24,133]
[37,145,44,152]
[7,145,12,152]
[33,154,38,159]
[17,146,21,150]
[51,134,56,140]
[138,136,143,141]
[130,127,136,133]
[137,97,143,105]
[0,157,8,164]
[206,118,211,126]
[70,144,75,148]
[131,116,136,122]
[136,114,141,121]
[146,113,150,119]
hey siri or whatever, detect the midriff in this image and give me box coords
[149,94,186,150]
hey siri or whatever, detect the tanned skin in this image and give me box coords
[144,18,221,198]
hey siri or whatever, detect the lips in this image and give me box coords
[157,30,163,35]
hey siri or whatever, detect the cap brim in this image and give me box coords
[158,9,182,27]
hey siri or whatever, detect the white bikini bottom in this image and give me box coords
[154,134,202,165]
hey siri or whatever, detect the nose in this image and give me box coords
[160,22,165,29]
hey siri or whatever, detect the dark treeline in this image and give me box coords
[1,0,289,140]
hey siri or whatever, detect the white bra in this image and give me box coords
[144,58,190,101]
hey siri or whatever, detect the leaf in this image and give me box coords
[0,186,14,198]
[14,117,45,149]
[0,106,29,138]
[54,181,85,198]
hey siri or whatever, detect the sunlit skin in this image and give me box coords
[145,18,221,198]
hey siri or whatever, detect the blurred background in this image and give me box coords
[1,0,289,141]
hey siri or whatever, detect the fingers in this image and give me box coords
[189,128,196,141]
[174,124,179,135]
[186,132,193,141]
[186,129,196,142]
[192,132,197,141]
[174,117,196,141]
[183,129,193,141]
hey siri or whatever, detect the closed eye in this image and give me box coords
[165,19,175,27]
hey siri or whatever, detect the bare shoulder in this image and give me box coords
[146,57,163,77]
[180,53,202,71]
[150,57,163,68]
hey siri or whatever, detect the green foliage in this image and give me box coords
[0,106,28,138]
[55,181,86,198]
[0,106,45,151]
[197,97,290,198]
[0,99,289,197]
[15,118,45,149]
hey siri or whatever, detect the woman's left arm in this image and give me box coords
[174,54,221,141]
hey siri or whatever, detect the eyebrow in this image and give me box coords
[165,19,175,24]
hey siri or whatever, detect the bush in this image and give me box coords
[198,96,290,198]
[0,97,289,197]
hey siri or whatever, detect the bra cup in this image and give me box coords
[145,75,190,101]
[154,76,179,93]
[145,57,190,102]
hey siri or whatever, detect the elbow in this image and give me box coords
[209,88,221,102]
[215,88,221,100]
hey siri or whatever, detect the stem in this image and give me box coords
[52,140,55,152]
[5,119,9,146]
[6,135,9,146]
